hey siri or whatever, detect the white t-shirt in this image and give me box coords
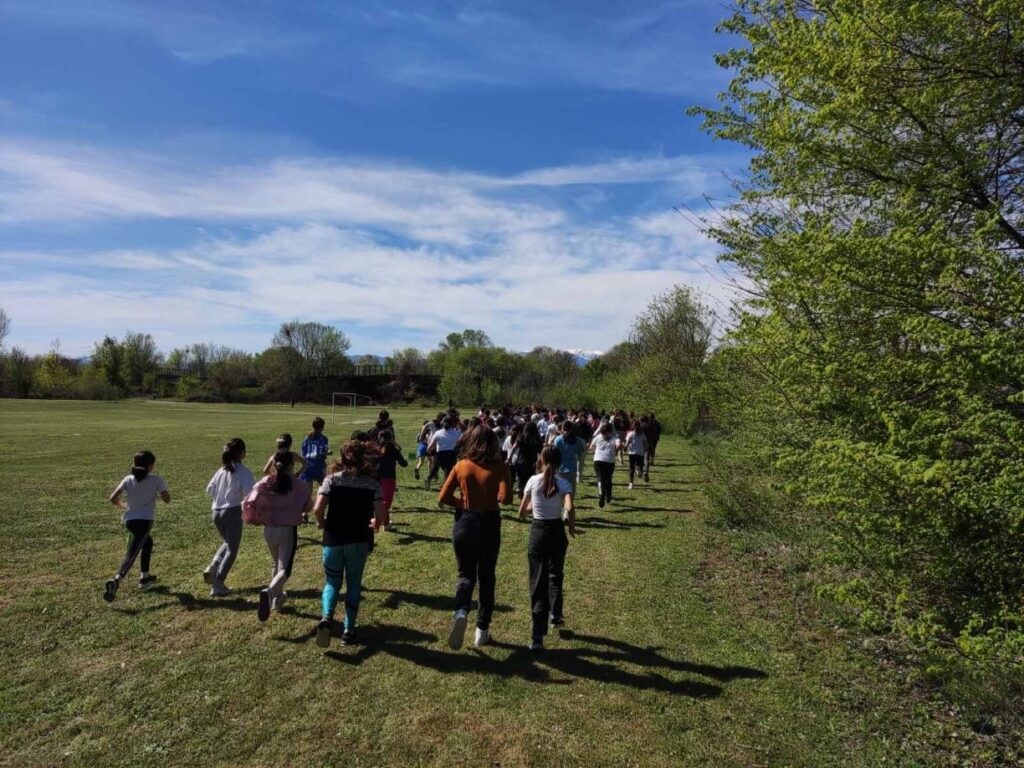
[428,428,461,452]
[626,431,648,456]
[206,464,255,509]
[536,420,550,437]
[524,473,572,521]
[501,435,514,455]
[115,473,168,522]
[590,433,619,463]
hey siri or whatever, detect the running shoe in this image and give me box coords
[209,583,232,597]
[550,615,565,626]
[316,618,332,648]
[202,567,214,585]
[448,609,468,650]
[341,630,356,646]
[138,574,158,588]
[530,638,544,653]
[257,588,271,622]
[414,468,420,480]
[103,578,118,603]
[474,628,490,647]
[599,496,605,508]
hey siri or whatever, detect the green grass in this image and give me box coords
[0,399,1007,766]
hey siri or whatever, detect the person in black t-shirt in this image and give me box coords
[311,440,384,648]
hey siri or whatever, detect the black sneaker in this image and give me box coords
[550,615,565,627]
[138,574,157,588]
[341,630,356,646]
[257,588,271,622]
[414,468,420,480]
[103,578,119,603]
[598,496,605,508]
[530,637,544,653]
[316,618,332,648]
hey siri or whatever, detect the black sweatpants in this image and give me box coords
[428,450,457,484]
[116,519,153,579]
[528,518,568,639]
[452,509,501,630]
[515,463,533,498]
[629,454,646,484]
[594,461,615,502]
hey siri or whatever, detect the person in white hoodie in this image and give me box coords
[204,438,254,596]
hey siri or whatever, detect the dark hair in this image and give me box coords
[222,437,246,473]
[379,430,394,444]
[599,422,613,438]
[522,420,541,447]
[329,439,376,476]
[443,415,458,430]
[351,430,369,441]
[270,450,294,494]
[276,433,293,450]
[561,420,576,439]
[376,409,390,423]
[131,450,156,481]
[461,424,502,465]
[631,419,641,431]
[308,417,325,438]
[539,446,562,498]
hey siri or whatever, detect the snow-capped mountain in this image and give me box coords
[565,349,604,366]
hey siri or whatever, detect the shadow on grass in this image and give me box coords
[574,517,666,531]
[111,585,257,615]
[365,588,513,614]
[388,529,450,547]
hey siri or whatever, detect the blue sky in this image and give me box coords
[0,0,745,356]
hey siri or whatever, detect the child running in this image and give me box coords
[300,417,331,510]
[518,446,576,652]
[313,440,385,648]
[204,438,255,596]
[589,422,619,508]
[625,420,649,490]
[438,425,513,650]
[553,420,587,498]
[243,450,312,622]
[104,450,170,602]
[376,429,407,532]
[262,433,304,477]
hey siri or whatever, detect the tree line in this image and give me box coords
[0,287,713,433]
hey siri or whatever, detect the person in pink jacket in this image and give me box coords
[243,450,312,622]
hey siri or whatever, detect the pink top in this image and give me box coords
[242,477,312,527]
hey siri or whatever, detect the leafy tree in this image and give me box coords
[121,331,162,389]
[0,307,10,349]
[272,321,351,393]
[354,354,381,368]
[0,347,35,398]
[628,286,712,385]
[32,341,76,399]
[696,0,1024,665]
[91,336,126,392]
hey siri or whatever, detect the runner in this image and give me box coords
[204,438,254,596]
[589,422,620,508]
[625,420,649,490]
[518,445,576,652]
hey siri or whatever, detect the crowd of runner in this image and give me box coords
[102,406,663,654]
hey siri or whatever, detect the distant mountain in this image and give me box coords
[347,354,386,364]
[565,349,604,366]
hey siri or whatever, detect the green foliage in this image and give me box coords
[696,0,1024,669]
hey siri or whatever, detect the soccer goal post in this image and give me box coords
[331,392,356,423]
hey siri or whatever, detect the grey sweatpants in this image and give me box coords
[264,525,298,596]
[210,505,243,583]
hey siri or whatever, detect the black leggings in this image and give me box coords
[594,461,615,502]
[117,519,153,579]
[452,509,502,630]
[629,454,646,483]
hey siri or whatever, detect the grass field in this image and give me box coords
[0,400,1006,766]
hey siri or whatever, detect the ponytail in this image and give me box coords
[131,450,156,481]
[308,416,325,439]
[270,449,294,494]
[540,446,561,498]
[222,437,246,473]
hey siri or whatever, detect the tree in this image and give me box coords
[354,354,380,369]
[272,321,351,386]
[0,307,10,349]
[696,0,1024,665]
[91,336,126,392]
[438,329,492,353]
[207,350,255,400]
[121,331,162,389]
[627,287,712,385]
[0,346,35,398]
[33,340,76,398]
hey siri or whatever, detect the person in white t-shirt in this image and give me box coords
[518,446,576,653]
[588,422,620,508]
[104,450,171,602]
[203,437,255,596]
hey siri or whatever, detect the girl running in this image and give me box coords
[589,422,619,508]
[518,446,576,652]
[625,420,649,490]
[243,450,312,621]
[300,417,330,498]
[104,450,170,602]
[424,414,462,491]
[313,440,385,648]
[262,433,304,477]
[414,414,442,481]
[204,438,255,596]
[376,429,407,532]
[553,420,587,498]
[438,426,513,650]
[511,420,543,499]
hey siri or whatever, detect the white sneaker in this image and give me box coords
[474,628,490,647]
[628,482,634,490]
[210,583,232,597]
[448,609,468,650]
[202,567,214,585]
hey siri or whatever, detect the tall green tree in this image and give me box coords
[696,0,1024,663]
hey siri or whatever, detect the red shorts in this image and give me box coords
[380,477,397,512]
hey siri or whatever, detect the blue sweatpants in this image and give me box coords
[322,543,369,631]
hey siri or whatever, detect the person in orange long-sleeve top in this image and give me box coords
[438,424,513,650]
